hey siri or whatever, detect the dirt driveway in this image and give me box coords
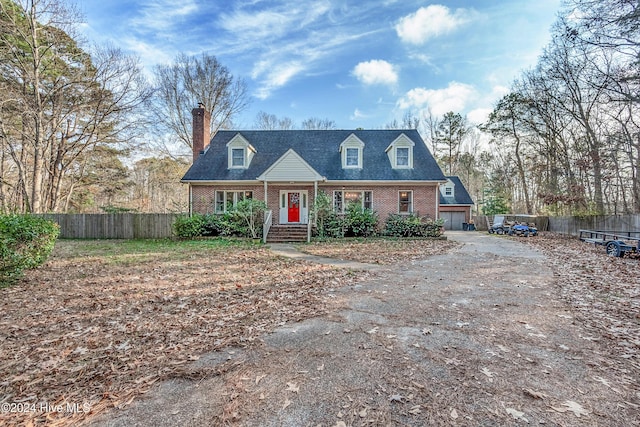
[88,232,639,426]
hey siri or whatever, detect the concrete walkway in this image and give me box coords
[267,243,383,270]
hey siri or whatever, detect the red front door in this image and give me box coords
[287,192,300,222]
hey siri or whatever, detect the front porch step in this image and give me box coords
[266,225,309,243]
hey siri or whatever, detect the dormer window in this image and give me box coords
[440,178,455,198]
[346,148,359,166]
[340,134,365,169]
[231,148,245,167]
[386,134,414,169]
[227,133,256,169]
[396,147,409,167]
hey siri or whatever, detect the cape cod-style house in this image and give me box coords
[181,105,472,241]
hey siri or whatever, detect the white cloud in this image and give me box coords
[122,38,174,73]
[352,60,398,86]
[350,108,368,120]
[219,10,293,41]
[254,62,305,100]
[467,108,492,125]
[131,0,199,31]
[395,5,473,45]
[397,81,478,116]
[217,1,382,99]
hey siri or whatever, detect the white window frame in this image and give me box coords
[333,190,373,214]
[398,190,413,214]
[345,147,360,167]
[339,134,365,169]
[215,190,253,213]
[385,133,414,169]
[445,186,453,196]
[396,147,409,167]
[231,148,245,168]
[226,133,256,169]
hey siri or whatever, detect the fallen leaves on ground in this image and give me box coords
[299,238,459,264]
[551,400,590,418]
[520,233,640,360]
[0,240,371,426]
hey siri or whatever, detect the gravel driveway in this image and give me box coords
[88,232,639,426]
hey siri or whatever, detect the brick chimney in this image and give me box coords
[192,103,211,162]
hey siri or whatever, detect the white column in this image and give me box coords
[263,181,268,205]
[314,181,318,226]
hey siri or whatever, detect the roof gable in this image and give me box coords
[257,149,324,181]
[440,176,474,205]
[385,133,415,169]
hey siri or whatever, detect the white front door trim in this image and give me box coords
[279,190,308,224]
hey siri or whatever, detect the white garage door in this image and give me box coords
[441,212,466,230]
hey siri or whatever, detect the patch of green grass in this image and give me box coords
[51,238,260,265]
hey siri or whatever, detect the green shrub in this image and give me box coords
[343,203,378,237]
[202,213,237,237]
[318,211,346,238]
[311,190,335,238]
[313,200,379,239]
[172,214,206,238]
[231,199,267,239]
[0,215,59,286]
[383,214,444,238]
[174,208,261,239]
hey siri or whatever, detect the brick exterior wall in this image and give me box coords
[319,184,438,222]
[190,183,440,227]
[191,185,265,214]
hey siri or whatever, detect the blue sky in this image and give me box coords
[76,0,561,129]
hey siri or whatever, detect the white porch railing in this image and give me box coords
[263,210,273,243]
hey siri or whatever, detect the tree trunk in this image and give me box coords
[28,1,44,213]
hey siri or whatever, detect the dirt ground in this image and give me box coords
[81,232,639,427]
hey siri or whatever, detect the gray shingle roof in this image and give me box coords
[181,129,446,182]
[440,176,474,206]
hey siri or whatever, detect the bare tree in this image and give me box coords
[151,53,250,156]
[0,0,80,212]
[0,0,152,213]
[253,111,295,130]
[422,109,440,155]
[301,117,336,130]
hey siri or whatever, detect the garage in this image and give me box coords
[440,211,466,231]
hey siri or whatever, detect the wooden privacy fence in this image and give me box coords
[37,213,181,239]
[548,214,640,236]
[34,213,640,239]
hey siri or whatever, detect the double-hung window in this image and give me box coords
[396,147,409,167]
[345,148,360,167]
[215,190,252,213]
[231,148,245,167]
[334,190,372,213]
[398,191,412,213]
